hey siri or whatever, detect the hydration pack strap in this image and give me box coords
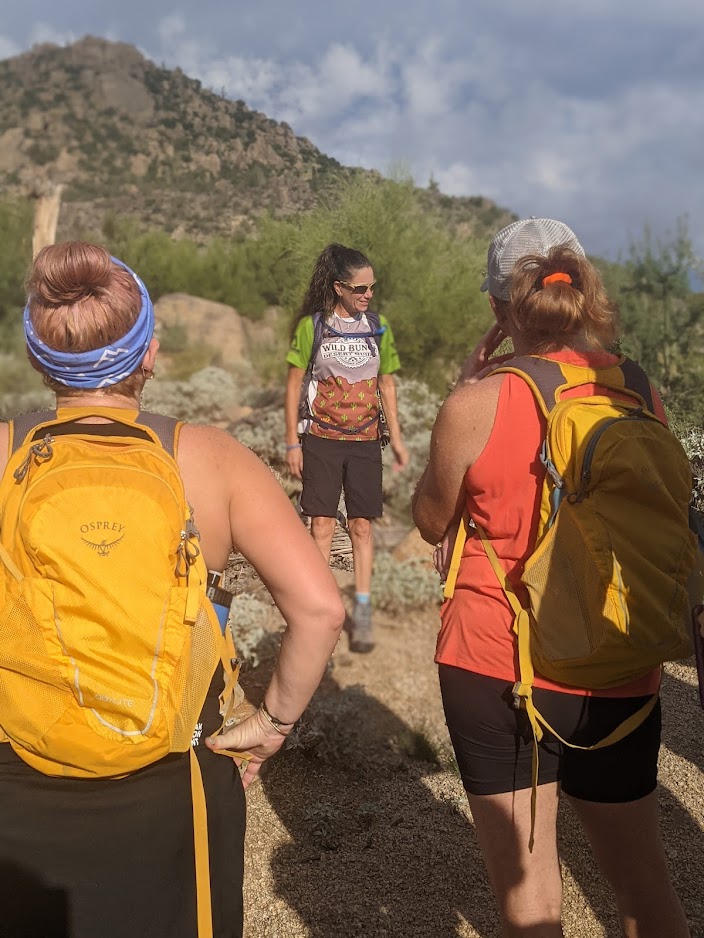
[309,412,380,436]
[310,311,384,364]
[189,747,214,938]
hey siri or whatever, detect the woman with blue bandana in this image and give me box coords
[0,241,345,938]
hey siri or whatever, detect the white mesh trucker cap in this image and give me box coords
[481,218,586,301]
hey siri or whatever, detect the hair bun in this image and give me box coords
[29,242,113,305]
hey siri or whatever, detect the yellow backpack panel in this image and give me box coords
[0,407,240,777]
[0,407,243,936]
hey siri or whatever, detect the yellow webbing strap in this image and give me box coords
[443,510,470,600]
[189,746,214,938]
[185,583,201,625]
[0,542,23,583]
[212,629,252,764]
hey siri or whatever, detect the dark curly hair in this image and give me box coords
[290,243,372,338]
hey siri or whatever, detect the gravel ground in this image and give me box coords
[237,597,703,938]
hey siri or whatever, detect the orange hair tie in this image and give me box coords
[542,272,572,286]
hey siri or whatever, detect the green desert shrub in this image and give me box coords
[371,554,442,612]
[142,365,244,422]
[228,593,272,668]
[382,376,442,518]
[233,404,286,463]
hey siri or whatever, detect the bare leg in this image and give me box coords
[569,792,690,938]
[310,516,336,565]
[347,517,373,595]
[467,784,564,937]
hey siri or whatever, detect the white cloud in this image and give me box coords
[0,34,20,60]
[147,18,704,255]
[1,1,702,257]
[27,23,77,47]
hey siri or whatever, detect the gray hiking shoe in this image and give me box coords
[348,601,375,654]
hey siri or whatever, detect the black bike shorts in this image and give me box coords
[300,434,383,519]
[439,666,661,802]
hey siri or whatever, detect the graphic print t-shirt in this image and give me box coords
[287,312,401,441]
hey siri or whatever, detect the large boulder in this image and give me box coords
[154,293,248,365]
[154,294,284,370]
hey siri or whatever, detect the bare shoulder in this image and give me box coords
[178,422,253,464]
[177,422,278,491]
[436,372,506,426]
[431,373,506,467]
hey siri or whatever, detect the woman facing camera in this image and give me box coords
[413,219,694,938]
[0,241,344,938]
[285,243,408,653]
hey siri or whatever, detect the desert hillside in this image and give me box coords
[0,37,513,241]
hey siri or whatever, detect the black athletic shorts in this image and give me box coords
[0,672,245,938]
[300,434,383,519]
[439,666,661,802]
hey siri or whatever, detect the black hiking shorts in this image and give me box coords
[439,666,661,802]
[300,434,383,519]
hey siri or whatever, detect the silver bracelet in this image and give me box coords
[259,701,296,735]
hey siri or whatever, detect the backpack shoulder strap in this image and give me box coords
[135,412,181,458]
[366,312,385,349]
[491,354,655,416]
[490,356,566,417]
[9,410,57,456]
[618,358,654,411]
[308,313,326,367]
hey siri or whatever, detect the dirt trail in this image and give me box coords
[238,604,704,938]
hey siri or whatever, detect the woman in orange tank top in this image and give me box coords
[412,219,691,938]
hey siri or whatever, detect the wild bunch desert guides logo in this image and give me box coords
[80,521,125,557]
[321,339,377,369]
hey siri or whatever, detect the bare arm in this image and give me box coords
[412,323,511,544]
[284,365,305,478]
[378,373,408,469]
[178,426,345,785]
[411,374,504,544]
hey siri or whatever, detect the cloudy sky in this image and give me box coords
[2,1,703,260]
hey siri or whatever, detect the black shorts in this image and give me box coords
[0,673,245,937]
[439,666,661,803]
[300,434,383,519]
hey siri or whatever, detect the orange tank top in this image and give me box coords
[435,349,662,697]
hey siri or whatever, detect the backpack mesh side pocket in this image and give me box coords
[169,600,222,751]
[0,580,73,747]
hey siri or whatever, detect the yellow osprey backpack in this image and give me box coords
[0,406,242,938]
[444,356,699,846]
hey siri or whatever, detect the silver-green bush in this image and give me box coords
[228,593,273,668]
[372,553,442,611]
[143,365,245,423]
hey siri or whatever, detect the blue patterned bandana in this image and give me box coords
[23,257,155,389]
